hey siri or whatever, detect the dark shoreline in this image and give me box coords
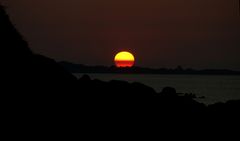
[59,61,240,75]
[73,72,240,76]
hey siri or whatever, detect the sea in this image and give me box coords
[74,73,240,105]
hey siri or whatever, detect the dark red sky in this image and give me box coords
[2,0,240,69]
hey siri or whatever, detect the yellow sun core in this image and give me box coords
[114,51,135,68]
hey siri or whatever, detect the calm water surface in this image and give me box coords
[74,73,240,104]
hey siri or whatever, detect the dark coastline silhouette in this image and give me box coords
[60,61,240,75]
[1,5,240,134]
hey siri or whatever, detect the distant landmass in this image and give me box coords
[59,61,240,75]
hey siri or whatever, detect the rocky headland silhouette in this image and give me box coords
[1,5,240,133]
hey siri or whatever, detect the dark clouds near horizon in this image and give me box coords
[2,0,240,69]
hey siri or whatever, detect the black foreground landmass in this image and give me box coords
[1,5,240,135]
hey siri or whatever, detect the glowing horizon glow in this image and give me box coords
[114,51,135,68]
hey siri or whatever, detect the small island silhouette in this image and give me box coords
[1,4,240,133]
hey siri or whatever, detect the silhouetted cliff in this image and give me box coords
[0,5,32,58]
[1,5,77,90]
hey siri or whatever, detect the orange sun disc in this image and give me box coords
[114,51,135,67]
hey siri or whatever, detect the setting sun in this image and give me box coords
[114,51,135,68]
